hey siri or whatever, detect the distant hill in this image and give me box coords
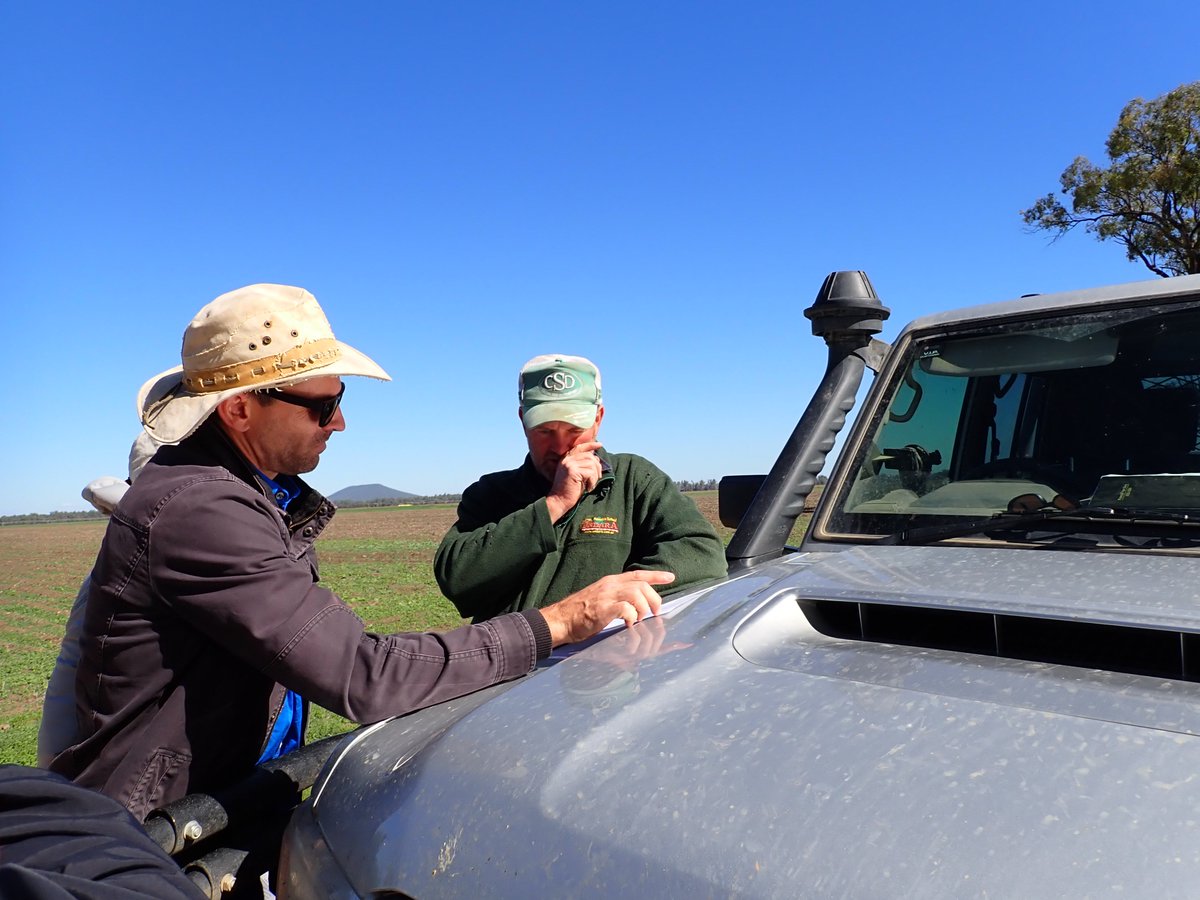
[328,483,418,503]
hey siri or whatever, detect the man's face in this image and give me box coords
[247,375,347,477]
[523,408,602,482]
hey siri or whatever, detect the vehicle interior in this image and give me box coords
[829,300,1200,532]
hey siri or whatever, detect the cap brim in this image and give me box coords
[521,401,600,430]
[138,341,391,444]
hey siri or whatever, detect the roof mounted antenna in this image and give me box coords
[725,271,890,566]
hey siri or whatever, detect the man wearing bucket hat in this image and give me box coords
[50,286,671,820]
[434,354,726,623]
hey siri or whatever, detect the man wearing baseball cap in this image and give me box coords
[50,287,671,820]
[435,354,726,622]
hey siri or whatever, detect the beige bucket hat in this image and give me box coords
[138,283,391,443]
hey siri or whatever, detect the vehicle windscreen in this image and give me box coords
[821,298,1200,541]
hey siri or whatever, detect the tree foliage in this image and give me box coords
[1022,82,1200,277]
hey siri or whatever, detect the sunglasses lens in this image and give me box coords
[261,383,345,426]
[318,385,345,427]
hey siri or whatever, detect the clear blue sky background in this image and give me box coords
[2,2,1196,516]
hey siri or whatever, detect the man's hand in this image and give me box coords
[545,440,604,521]
[540,570,674,646]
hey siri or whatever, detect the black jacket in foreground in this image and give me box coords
[0,765,203,899]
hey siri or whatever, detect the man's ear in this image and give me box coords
[215,393,254,434]
[593,405,605,430]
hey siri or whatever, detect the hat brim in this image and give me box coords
[138,342,391,443]
[521,400,600,430]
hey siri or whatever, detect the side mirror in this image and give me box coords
[718,475,767,528]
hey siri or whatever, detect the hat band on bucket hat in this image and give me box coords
[183,338,342,393]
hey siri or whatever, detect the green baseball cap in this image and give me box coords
[519,354,603,429]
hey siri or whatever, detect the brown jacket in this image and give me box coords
[51,421,550,820]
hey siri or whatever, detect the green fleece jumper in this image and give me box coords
[435,450,727,622]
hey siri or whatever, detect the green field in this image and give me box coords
[0,492,745,766]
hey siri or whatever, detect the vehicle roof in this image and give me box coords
[900,272,1200,336]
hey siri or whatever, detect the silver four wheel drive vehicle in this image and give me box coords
[278,271,1200,898]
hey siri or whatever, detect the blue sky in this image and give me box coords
[1,2,1196,516]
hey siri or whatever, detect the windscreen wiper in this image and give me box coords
[875,504,1199,547]
[1094,507,1200,526]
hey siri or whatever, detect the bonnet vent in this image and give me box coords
[803,599,1200,681]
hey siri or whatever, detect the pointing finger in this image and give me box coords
[623,570,675,587]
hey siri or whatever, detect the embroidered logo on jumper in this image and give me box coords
[580,516,619,535]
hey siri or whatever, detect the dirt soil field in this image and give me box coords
[326,495,728,539]
[321,504,460,540]
[323,493,734,553]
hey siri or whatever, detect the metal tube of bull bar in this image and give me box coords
[143,731,347,856]
[725,271,889,566]
[184,846,249,898]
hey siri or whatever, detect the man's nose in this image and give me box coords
[329,406,347,432]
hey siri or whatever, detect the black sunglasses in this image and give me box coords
[257,382,346,427]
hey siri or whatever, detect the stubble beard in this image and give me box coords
[280,438,326,477]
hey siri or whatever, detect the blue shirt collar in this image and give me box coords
[256,469,302,511]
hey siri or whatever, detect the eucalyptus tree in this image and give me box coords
[1022,82,1200,277]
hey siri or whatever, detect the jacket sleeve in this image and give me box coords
[433,479,559,619]
[626,460,728,592]
[149,481,547,724]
